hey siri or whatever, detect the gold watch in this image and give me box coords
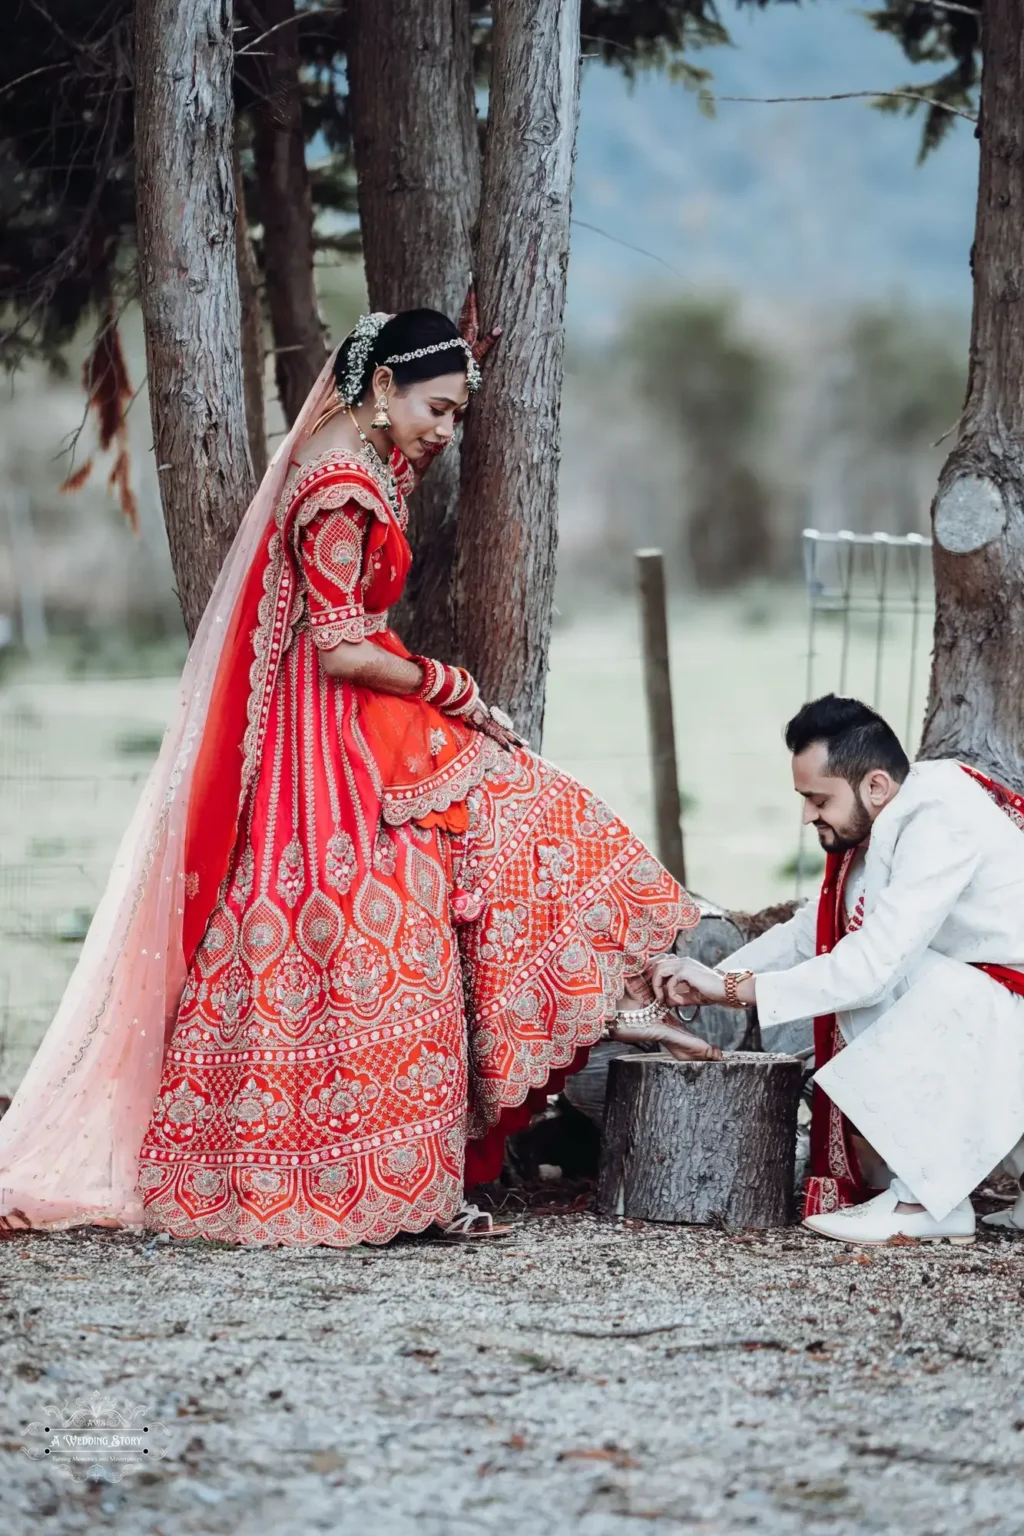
[723,970,754,1008]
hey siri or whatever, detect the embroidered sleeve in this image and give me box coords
[298,504,370,648]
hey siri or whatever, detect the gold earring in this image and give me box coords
[371,394,391,431]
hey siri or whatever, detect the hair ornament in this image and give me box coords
[383,337,482,393]
[337,312,393,404]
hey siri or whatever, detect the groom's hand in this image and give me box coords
[648,955,704,1008]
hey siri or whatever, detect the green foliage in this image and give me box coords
[0,0,975,378]
[0,1,136,369]
[865,0,980,160]
[1,1,780,371]
[626,296,780,586]
[629,296,777,450]
[114,728,165,758]
[777,846,825,881]
[579,0,730,86]
[835,303,966,449]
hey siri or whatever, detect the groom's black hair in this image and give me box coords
[785,695,910,786]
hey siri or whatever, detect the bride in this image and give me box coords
[0,307,720,1247]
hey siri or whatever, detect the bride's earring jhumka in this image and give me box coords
[371,393,392,431]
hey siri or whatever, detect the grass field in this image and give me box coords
[0,586,932,1093]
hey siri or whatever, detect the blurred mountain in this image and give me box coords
[568,2,978,337]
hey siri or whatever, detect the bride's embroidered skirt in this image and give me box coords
[138,633,696,1246]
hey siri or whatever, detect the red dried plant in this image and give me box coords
[60,316,138,530]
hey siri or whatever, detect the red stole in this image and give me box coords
[803,847,871,1218]
[803,762,1024,1219]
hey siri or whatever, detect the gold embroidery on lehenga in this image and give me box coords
[138,450,700,1248]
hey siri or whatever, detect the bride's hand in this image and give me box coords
[459,286,503,367]
[465,702,523,752]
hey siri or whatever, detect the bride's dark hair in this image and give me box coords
[334,309,466,401]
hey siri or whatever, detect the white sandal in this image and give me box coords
[436,1202,515,1240]
[982,1191,1024,1230]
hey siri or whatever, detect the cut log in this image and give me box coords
[597,1052,803,1229]
[561,1040,639,1127]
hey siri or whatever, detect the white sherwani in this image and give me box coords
[724,760,1024,1219]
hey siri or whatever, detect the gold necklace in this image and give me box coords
[304,399,398,517]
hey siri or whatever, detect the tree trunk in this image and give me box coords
[920,0,1024,789]
[234,135,268,483]
[248,0,326,425]
[347,0,480,660]
[597,1054,803,1228]
[455,0,580,745]
[135,0,256,642]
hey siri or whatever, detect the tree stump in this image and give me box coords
[597,1052,803,1228]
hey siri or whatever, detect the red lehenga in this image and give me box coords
[135,445,697,1246]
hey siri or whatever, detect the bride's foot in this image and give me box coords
[606,1001,723,1062]
[436,1202,516,1240]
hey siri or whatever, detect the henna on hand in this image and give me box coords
[458,285,502,368]
[465,702,523,753]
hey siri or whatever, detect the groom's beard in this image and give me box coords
[813,795,872,853]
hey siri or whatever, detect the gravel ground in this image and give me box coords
[3,1206,1024,1536]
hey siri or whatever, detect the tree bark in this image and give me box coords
[135,0,256,642]
[597,1054,803,1228]
[347,0,480,660]
[920,0,1024,788]
[234,135,268,483]
[455,0,580,745]
[247,0,327,425]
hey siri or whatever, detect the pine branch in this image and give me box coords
[707,87,976,124]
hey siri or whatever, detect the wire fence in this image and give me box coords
[796,528,935,893]
[803,529,933,748]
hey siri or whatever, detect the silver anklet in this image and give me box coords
[615,999,663,1023]
[602,998,664,1038]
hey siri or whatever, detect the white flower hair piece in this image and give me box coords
[383,337,482,394]
[336,312,393,404]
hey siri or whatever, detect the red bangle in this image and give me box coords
[411,655,448,703]
[445,674,482,717]
[433,668,468,711]
[411,657,480,716]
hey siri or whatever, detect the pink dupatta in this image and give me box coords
[0,353,342,1227]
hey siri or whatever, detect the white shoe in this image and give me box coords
[982,1192,1024,1231]
[803,1187,975,1246]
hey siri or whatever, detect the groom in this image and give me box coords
[652,695,1024,1245]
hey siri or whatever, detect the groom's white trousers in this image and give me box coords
[815,949,1024,1220]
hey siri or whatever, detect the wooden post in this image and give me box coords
[6,491,47,653]
[635,549,686,884]
[597,1053,803,1229]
